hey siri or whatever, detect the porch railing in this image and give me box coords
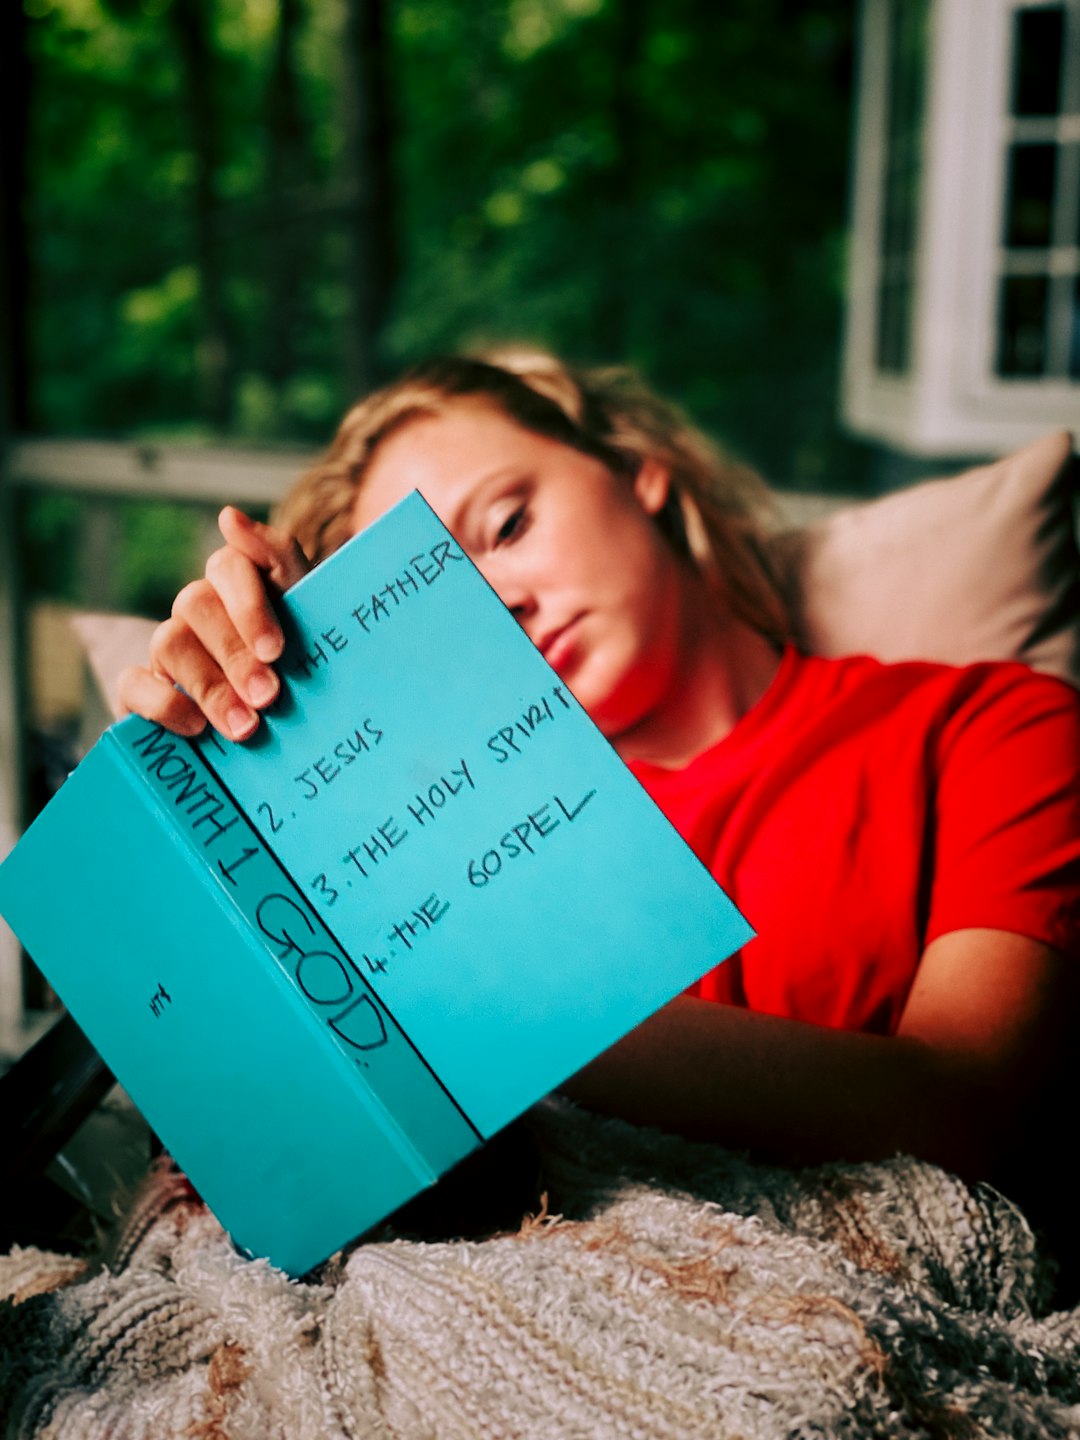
[0,438,314,1046]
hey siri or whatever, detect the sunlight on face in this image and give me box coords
[349,399,689,739]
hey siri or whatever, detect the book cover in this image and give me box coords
[0,491,753,1274]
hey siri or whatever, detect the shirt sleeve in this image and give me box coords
[925,665,1080,958]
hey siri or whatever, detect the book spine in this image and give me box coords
[109,718,481,1169]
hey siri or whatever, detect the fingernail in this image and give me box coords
[254,633,281,663]
[227,704,258,739]
[247,669,279,707]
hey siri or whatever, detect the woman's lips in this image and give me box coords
[539,617,583,673]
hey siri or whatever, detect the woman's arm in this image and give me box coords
[116,507,309,739]
[563,927,1076,1179]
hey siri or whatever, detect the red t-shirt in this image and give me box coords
[630,648,1080,1035]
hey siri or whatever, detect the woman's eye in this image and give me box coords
[495,506,527,545]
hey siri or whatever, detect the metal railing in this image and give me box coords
[0,437,315,1043]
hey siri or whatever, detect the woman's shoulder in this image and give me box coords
[750,647,1078,776]
[638,647,1077,788]
[787,646,1079,718]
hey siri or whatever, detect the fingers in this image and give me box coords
[217,507,310,594]
[161,586,279,739]
[118,618,263,742]
[203,544,287,664]
[206,508,311,666]
[116,664,208,737]
[118,506,313,741]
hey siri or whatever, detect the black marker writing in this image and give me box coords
[406,759,475,827]
[218,846,258,887]
[468,788,597,886]
[311,872,340,907]
[294,719,384,800]
[350,541,465,634]
[342,815,409,879]
[293,625,350,680]
[255,893,388,1051]
[256,801,284,834]
[129,725,238,848]
[149,981,171,1018]
[486,685,572,763]
[388,892,450,952]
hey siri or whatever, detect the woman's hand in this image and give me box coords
[116,506,311,740]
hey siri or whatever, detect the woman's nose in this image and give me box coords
[473,557,536,626]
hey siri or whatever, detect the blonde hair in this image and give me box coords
[275,350,790,644]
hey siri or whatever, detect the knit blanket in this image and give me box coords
[3,1099,1079,1439]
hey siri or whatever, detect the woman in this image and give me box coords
[118,351,1079,1226]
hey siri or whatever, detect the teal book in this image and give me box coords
[0,492,752,1275]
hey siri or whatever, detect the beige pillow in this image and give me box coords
[776,430,1080,686]
[70,612,159,723]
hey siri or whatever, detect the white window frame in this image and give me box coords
[844,0,1080,457]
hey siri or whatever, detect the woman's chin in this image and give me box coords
[569,665,662,744]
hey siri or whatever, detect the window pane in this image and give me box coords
[1004,144,1057,247]
[1012,5,1064,117]
[882,160,921,258]
[997,275,1048,376]
[878,278,913,373]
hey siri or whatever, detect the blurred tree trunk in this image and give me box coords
[593,0,648,359]
[264,0,305,408]
[339,0,396,395]
[0,0,30,1018]
[168,0,234,431]
[1,0,31,434]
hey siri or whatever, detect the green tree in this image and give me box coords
[21,0,870,490]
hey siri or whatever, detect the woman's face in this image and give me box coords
[350,399,692,740]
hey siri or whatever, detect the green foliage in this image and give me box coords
[116,501,203,615]
[386,0,864,487]
[19,494,83,604]
[19,491,203,616]
[23,0,869,495]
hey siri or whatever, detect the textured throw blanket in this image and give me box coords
[3,1099,1079,1439]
